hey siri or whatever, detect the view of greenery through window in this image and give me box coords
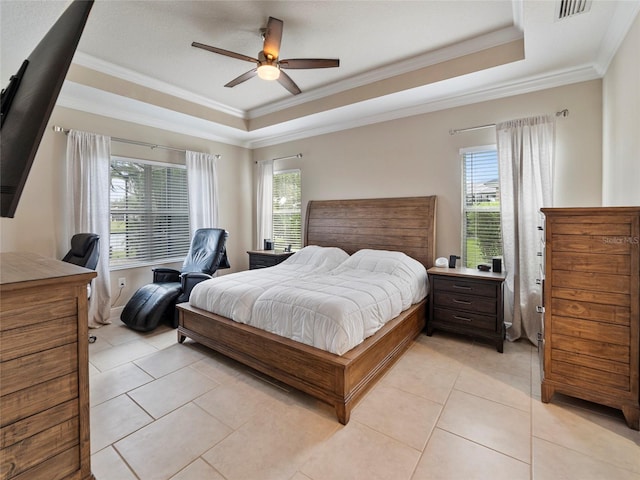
[272,169,302,251]
[110,157,190,267]
[462,148,502,268]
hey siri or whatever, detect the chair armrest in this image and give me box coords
[152,268,181,283]
[179,272,213,301]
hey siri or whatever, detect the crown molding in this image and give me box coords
[72,25,523,124]
[247,25,524,119]
[57,81,252,147]
[72,51,247,119]
[594,0,640,75]
[58,61,600,151]
[247,64,601,148]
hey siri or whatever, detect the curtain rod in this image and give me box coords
[52,125,221,157]
[255,153,303,164]
[449,109,569,135]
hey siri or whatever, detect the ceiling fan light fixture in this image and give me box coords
[257,64,280,81]
[192,17,339,94]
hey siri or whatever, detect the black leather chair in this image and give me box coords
[121,228,229,332]
[62,233,100,343]
[62,233,100,270]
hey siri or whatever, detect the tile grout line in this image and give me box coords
[407,344,466,480]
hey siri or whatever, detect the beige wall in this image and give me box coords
[253,80,604,260]
[602,14,640,206]
[0,106,253,308]
[0,79,606,309]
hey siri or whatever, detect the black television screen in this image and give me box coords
[0,0,93,218]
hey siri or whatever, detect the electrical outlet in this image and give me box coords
[118,277,126,288]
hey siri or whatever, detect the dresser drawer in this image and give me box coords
[433,292,496,315]
[1,416,79,479]
[0,315,78,362]
[0,298,77,332]
[0,343,78,396]
[433,308,496,331]
[432,277,497,297]
[0,373,78,428]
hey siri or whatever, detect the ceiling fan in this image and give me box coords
[192,16,339,95]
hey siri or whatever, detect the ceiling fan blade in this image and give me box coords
[262,17,283,59]
[279,58,340,69]
[225,68,258,88]
[277,70,301,95]
[192,42,258,64]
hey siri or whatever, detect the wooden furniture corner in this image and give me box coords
[1,253,96,479]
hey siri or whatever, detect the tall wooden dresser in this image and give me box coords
[1,253,96,479]
[540,207,639,430]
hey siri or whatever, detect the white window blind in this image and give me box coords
[272,169,301,251]
[462,147,502,268]
[110,157,190,267]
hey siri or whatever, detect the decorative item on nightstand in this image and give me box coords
[492,257,502,273]
[435,257,448,268]
[427,266,506,352]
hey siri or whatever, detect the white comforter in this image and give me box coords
[190,248,428,355]
[189,245,349,322]
[249,249,428,354]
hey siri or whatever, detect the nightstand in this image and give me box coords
[427,266,506,352]
[247,249,294,269]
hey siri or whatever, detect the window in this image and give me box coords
[110,156,190,267]
[461,147,502,268]
[272,169,301,251]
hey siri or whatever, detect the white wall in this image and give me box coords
[603,14,640,206]
[0,106,254,308]
[253,80,604,260]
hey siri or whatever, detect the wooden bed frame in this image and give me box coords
[177,196,437,424]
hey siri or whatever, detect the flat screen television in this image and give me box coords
[0,0,93,218]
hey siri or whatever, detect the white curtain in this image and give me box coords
[497,115,554,344]
[256,159,273,249]
[66,130,112,327]
[186,151,219,233]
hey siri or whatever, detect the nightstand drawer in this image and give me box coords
[250,255,275,268]
[432,277,497,297]
[247,250,294,269]
[433,308,496,331]
[433,292,496,315]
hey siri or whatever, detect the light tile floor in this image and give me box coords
[89,319,640,480]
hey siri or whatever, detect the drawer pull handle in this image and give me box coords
[453,299,472,305]
[452,285,472,290]
[536,306,545,314]
[537,251,543,257]
[454,315,472,322]
[537,226,543,231]
[535,279,542,285]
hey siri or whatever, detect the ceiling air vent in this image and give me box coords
[556,0,592,20]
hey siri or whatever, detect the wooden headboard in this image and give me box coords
[305,196,437,268]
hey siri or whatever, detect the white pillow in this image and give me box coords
[281,245,349,271]
[334,249,428,304]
